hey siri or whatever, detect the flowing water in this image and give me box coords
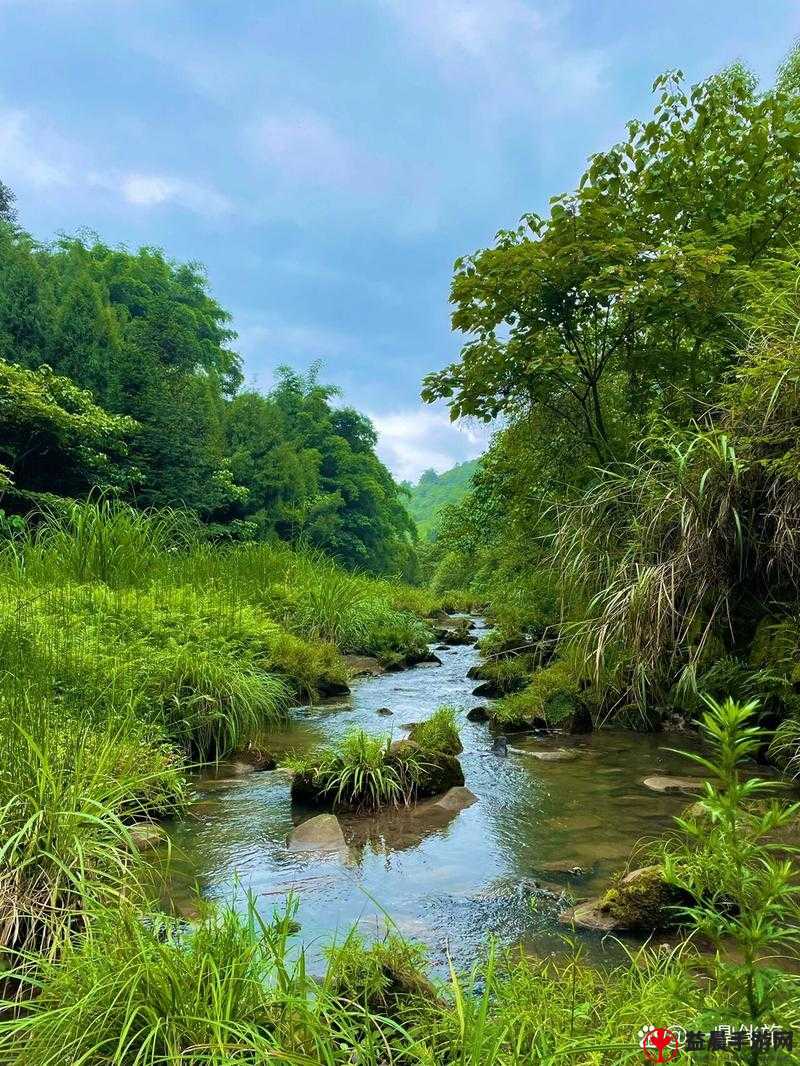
[156,619,706,971]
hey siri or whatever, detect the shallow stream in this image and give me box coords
[157,619,705,971]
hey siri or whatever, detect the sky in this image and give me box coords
[1,1,798,481]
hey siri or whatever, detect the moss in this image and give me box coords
[598,867,687,932]
[490,657,591,731]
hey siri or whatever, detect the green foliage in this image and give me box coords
[3,898,320,1065]
[424,58,800,462]
[662,697,800,1033]
[0,359,134,505]
[408,706,462,755]
[404,459,480,541]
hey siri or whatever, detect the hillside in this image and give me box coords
[404,458,480,539]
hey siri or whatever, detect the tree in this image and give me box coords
[423,57,800,466]
[0,180,15,224]
[0,359,135,505]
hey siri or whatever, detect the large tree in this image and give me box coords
[423,58,800,466]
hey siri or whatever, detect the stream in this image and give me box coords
[156,618,705,972]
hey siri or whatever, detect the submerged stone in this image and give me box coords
[512,748,579,762]
[642,775,706,794]
[492,735,508,756]
[429,785,477,812]
[536,860,585,878]
[287,813,346,852]
[376,706,394,716]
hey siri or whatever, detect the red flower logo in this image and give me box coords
[640,1026,680,1062]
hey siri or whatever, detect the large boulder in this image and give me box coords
[287,813,346,852]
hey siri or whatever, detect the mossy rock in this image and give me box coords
[388,740,465,798]
[597,866,691,932]
[489,658,593,733]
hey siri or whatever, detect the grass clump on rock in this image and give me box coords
[286,711,466,812]
[286,729,426,811]
[408,705,463,755]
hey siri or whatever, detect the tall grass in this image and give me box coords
[6,898,796,1065]
[0,697,176,957]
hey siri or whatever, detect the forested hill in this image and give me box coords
[0,195,416,577]
[403,459,480,539]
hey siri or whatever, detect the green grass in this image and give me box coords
[5,897,799,1065]
[285,729,426,811]
[0,698,182,957]
[408,706,463,755]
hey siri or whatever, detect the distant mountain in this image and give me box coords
[404,458,480,539]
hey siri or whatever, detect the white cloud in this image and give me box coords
[246,106,393,199]
[381,0,605,109]
[370,404,492,482]
[0,105,229,218]
[0,107,70,189]
[117,172,231,214]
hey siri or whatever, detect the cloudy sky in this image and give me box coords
[1,1,797,480]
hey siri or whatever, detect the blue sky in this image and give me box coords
[1,1,798,479]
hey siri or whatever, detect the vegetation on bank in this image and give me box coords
[424,49,800,774]
[0,500,442,961]
[2,696,799,1063]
